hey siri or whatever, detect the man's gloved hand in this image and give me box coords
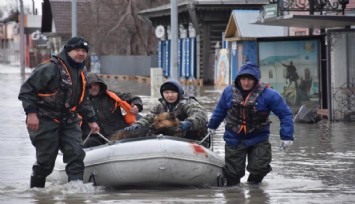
[179,121,192,132]
[280,140,293,149]
[208,128,216,136]
[124,124,140,132]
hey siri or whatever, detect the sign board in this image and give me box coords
[262,4,278,19]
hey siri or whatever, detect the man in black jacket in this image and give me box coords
[18,37,100,188]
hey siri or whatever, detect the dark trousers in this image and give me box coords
[224,140,272,179]
[28,117,86,181]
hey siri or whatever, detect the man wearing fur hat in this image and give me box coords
[18,36,100,188]
[208,61,294,186]
[124,79,208,141]
[81,72,143,147]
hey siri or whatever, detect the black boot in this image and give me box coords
[247,174,264,184]
[30,175,46,188]
[223,168,240,186]
[68,175,83,183]
[227,177,240,186]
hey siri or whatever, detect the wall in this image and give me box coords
[329,30,355,121]
[100,55,156,76]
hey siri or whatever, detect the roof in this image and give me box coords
[139,0,269,17]
[224,10,286,41]
[251,14,355,29]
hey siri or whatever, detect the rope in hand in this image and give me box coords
[82,130,111,145]
[198,131,214,151]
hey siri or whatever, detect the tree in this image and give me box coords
[77,0,169,56]
[0,1,32,21]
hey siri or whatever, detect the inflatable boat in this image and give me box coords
[48,135,225,188]
[294,104,322,123]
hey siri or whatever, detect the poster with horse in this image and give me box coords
[257,37,320,109]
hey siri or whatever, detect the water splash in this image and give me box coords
[44,181,105,194]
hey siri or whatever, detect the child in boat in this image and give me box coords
[122,79,208,141]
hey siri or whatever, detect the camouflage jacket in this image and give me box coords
[136,97,208,134]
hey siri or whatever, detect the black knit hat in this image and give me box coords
[64,36,89,53]
[161,82,178,93]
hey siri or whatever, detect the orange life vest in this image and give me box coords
[106,90,136,125]
[36,57,87,123]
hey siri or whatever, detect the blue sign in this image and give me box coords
[158,41,164,69]
[231,43,237,81]
[164,40,171,77]
[178,39,183,77]
[181,38,187,78]
[189,38,196,78]
[185,38,191,78]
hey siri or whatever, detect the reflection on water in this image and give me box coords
[1,67,355,203]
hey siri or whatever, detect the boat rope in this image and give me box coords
[210,132,214,151]
[96,132,111,143]
[216,175,227,186]
[88,172,97,186]
[82,131,92,145]
[198,132,214,151]
[198,132,211,144]
[82,130,111,145]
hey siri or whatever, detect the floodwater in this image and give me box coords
[0,64,355,204]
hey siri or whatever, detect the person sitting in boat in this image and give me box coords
[123,79,208,141]
[81,73,143,147]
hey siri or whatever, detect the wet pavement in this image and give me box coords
[0,64,355,203]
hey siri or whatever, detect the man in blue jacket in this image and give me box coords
[208,61,294,185]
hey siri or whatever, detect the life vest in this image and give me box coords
[105,90,136,125]
[36,57,87,122]
[225,83,271,134]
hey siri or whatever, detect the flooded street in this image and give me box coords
[1,64,355,203]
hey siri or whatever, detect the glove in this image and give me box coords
[124,124,140,132]
[208,128,216,135]
[280,140,293,149]
[179,121,192,132]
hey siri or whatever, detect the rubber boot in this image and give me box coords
[68,175,83,183]
[30,175,46,188]
[227,177,240,186]
[247,174,264,184]
[222,168,240,186]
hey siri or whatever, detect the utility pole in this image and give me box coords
[19,0,25,75]
[170,0,178,79]
[32,0,35,15]
[72,0,77,37]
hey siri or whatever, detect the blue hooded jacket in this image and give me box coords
[208,61,294,147]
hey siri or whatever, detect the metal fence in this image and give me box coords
[328,29,355,121]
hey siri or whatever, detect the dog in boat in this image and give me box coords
[110,112,182,141]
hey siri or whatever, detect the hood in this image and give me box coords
[87,72,107,92]
[234,61,261,88]
[160,79,185,100]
